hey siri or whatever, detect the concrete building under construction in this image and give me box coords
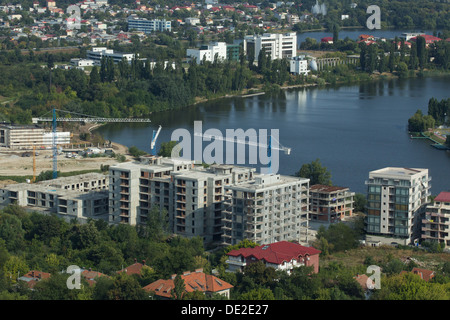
[0,123,70,149]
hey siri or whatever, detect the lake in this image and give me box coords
[96,75,450,195]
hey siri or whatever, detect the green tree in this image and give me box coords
[107,272,149,300]
[295,159,332,186]
[240,287,275,300]
[172,274,185,300]
[158,141,179,157]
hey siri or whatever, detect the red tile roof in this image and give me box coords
[402,268,435,282]
[143,269,233,299]
[434,191,450,203]
[117,260,147,276]
[410,35,442,43]
[19,270,51,288]
[227,241,321,265]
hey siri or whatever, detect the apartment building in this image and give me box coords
[108,157,255,243]
[0,173,109,222]
[309,184,354,223]
[0,124,70,149]
[127,17,171,33]
[243,32,297,63]
[86,47,135,66]
[365,167,431,246]
[223,174,310,246]
[421,191,450,248]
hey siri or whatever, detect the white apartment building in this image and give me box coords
[86,47,135,66]
[186,42,227,64]
[365,167,431,246]
[223,173,310,246]
[422,191,450,248]
[289,56,310,75]
[243,32,297,63]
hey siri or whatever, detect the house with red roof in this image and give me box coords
[401,268,435,282]
[321,36,333,44]
[18,270,51,289]
[117,259,148,276]
[81,268,109,286]
[410,35,442,47]
[226,241,321,274]
[143,268,233,299]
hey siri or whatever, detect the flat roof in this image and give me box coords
[369,167,427,177]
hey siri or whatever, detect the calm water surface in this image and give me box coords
[96,76,450,194]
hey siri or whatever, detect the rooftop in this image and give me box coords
[227,241,321,265]
[310,184,349,193]
[369,167,427,178]
[434,191,450,203]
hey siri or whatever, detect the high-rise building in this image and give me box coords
[223,173,310,246]
[243,32,297,63]
[108,157,255,243]
[365,167,431,246]
[421,191,450,248]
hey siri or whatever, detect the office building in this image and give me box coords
[365,167,431,246]
[127,17,171,33]
[421,191,450,248]
[86,47,135,66]
[223,173,310,246]
[289,56,310,75]
[186,42,227,64]
[243,32,297,63]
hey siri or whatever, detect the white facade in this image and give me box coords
[290,56,309,75]
[243,32,297,62]
[0,124,71,149]
[70,58,95,67]
[187,42,227,64]
[86,47,135,65]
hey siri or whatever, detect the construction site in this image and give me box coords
[0,109,151,182]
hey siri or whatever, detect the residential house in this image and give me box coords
[143,268,233,299]
[18,270,51,289]
[226,241,321,274]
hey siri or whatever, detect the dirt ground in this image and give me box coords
[0,141,131,177]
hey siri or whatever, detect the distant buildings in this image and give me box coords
[365,167,431,246]
[86,47,135,66]
[226,241,321,274]
[243,32,297,63]
[421,191,450,248]
[186,42,241,63]
[186,42,227,63]
[127,16,171,33]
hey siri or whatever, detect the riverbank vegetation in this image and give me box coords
[0,204,448,300]
[0,24,449,126]
[408,98,450,146]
